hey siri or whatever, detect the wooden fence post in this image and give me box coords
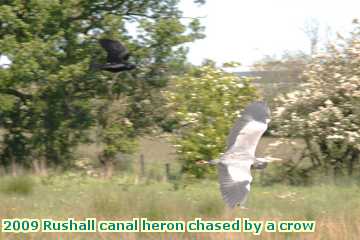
[140,154,145,178]
[165,163,171,181]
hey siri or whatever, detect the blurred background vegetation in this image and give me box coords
[0,0,360,239]
[1,0,359,185]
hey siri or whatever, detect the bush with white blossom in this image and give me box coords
[272,22,360,181]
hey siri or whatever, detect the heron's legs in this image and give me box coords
[196,159,220,165]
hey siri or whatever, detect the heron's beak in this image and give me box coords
[265,156,283,162]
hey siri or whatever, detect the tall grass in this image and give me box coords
[0,174,359,239]
[0,175,34,195]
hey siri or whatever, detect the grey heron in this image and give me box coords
[199,101,279,208]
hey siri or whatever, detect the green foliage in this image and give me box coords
[196,192,224,217]
[251,51,310,72]
[1,176,34,195]
[1,173,360,238]
[164,63,258,178]
[0,0,205,170]
[96,95,137,166]
[92,192,124,217]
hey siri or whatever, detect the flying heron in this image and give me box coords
[198,101,281,208]
[91,39,136,72]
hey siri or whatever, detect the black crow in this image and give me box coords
[91,39,136,73]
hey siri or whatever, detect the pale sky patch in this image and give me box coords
[1,1,359,70]
[180,0,360,69]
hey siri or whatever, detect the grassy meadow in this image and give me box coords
[0,174,359,239]
[0,137,359,239]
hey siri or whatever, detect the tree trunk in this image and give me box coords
[32,158,48,176]
[32,159,41,175]
[165,163,171,181]
[40,158,48,176]
[11,157,17,177]
[347,152,358,176]
[104,159,114,178]
[100,153,114,178]
[140,154,145,178]
[333,160,343,184]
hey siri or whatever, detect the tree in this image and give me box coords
[251,51,310,72]
[302,18,320,55]
[164,62,258,178]
[272,21,360,182]
[0,0,205,175]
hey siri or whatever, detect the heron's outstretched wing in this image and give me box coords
[218,101,270,208]
[218,162,251,208]
[226,102,270,156]
[99,39,130,63]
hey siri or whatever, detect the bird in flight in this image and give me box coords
[198,101,281,208]
[91,39,136,72]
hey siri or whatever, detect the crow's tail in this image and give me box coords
[89,58,103,71]
[89,63,101,70]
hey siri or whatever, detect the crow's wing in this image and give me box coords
[99,39,130,63]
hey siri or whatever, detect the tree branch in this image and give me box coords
[0,88,33,101]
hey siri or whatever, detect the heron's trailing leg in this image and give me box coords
[196,159,220,165]
[252,158,268,170]
[196,160,209,165]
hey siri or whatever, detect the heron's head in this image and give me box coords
[245,101,271,124]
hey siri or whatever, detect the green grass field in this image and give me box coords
[0,174,359,240]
